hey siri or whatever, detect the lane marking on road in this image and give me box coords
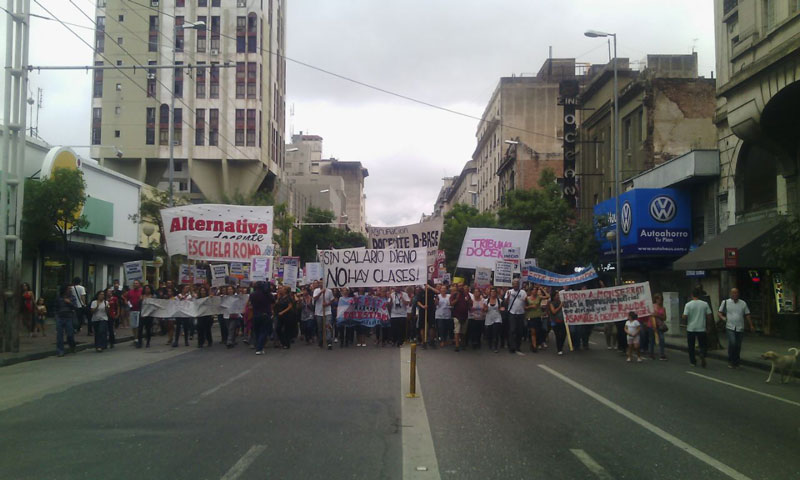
[220,444,266,480]
[539,364,752,480]
[570,449,613,480]
[685,371,800,408]
[189,369,252,405]
[401,346,441,479]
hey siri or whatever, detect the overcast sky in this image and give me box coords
[12,0,715,227]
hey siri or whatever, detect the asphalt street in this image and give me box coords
[1,334,799,480]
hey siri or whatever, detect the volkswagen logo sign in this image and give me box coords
[649,195,677,223]
[620,201,632,235]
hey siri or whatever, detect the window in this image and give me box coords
[259,110,262,147]
[198,0,207,6]
[623,117,632,150]
[176,0,184,6]
[116,60,122,66]
[95,17,105,52]
[114,130,120,138]
[792,0,800,13]
[196,15,206,52]
[178,181,188,192]
[209,63,219,98]
[196,61,206,98]
[92,108,102,145]
[118,14,123,22]
[175,16,184,52]
[116,83,122,91]
[117,37,123,45]
[210,16,220,50]
[97,0,107,6]
[148,16,159,52]
[174,161,183,172]
[247,62,257,98]
[212,0,220,6]
[209,108,219,146]
[236,16,246,52]
[174,61,183,98]
[174,108,182,145]
[146,107,156,145]
[235,108,245,145]
[159,104,169,145]
[195,108,205,146]
[763,0,776,30]
[147,60,157,97]
[247,13,257,52]
[246,109,256,146]
[97,16,105,30]
[93,61,103,98]
[115,106,121,115]
[637,109,644,144]
[236,62,245,98]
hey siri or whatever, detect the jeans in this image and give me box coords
[487,323,502,350]
[93,321,108,349]
[255,314,272,351]
[726,329,744,366]
[137,316,153,346]
[687,331,707,365]
[553,322,567,352]
[217,314,228,344]
[56,314,76,354]
[197,316,213,347]
[507,313,525,352]
[435,317,450,343]
[315,314,333,346]
[173,318,190,346]
[653,328,665,357]
[226,318,241,346]
[467,319,483,347]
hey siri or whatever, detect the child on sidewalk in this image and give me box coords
[624,311,642,363]
[35,297,47,336]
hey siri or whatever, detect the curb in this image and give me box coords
[662,339,772,372]
[0,335,136,368]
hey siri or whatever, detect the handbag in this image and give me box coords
[715,299,727,330]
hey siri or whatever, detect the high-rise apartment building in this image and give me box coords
[89,0,286,202]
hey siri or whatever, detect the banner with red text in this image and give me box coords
[186,236,271,262]
[560,282,654,325]
[161,204,273,257]
[456,228,531,271]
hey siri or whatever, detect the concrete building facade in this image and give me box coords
[318,159,368,233]
[89,0,287,202]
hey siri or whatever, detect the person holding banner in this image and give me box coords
[504,279,527,354]
[389,286,411,347]
[548,290,567,356]
[483,288,504,353]
[312,281,335,350]
[172,285,193,348]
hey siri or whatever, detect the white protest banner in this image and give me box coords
[160,204,273,257]
[179,264,193,284]
[502,247,521,273]
[250,256,272,282]
[210,264,229,287]
[456,228,531,270]
[123,261,144,284]
[277,256,300,279]
[368,219,443,270]
[522,258,538,277]
[494,261,513,287]
[319,247,426,288]
[560,282,654,325]
[283,264,298,289]
[195,267,207,284]
[305,262,323,281]
[185,235,272,262]
[474,267,492,288]
[141,295,249,318]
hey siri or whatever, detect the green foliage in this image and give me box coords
[128,189,190,256]
[440,203,497,272]
[765,214,800,289]
[22,168,89,256]
[294,207,367,263]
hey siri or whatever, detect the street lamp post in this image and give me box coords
[168,20,205,208]
[585,29,621,286]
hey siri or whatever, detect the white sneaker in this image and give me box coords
[255,350,264,355]
[557,351,564,356]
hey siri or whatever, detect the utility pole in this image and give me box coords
[1,0,30,353]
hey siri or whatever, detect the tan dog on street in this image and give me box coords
[761,347,799,383]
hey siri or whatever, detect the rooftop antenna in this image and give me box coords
[691,38,698,53]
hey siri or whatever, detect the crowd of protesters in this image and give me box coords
[34,276,753,368]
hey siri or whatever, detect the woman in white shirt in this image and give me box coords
[90,290,110,352]
[467,288,486,349]
[434,285,451,348]
[483,288,504,353]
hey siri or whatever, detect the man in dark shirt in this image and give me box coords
[250,282,275,355]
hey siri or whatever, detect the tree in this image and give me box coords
[22,168,89,274]
[765,214,800,289]
[440,203,497,272]
[497,168,598,272]
[294,207,367,263]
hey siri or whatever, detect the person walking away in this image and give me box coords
[468,288,485,349]
[71,277,89,335]
[682,286,712,367]
[35,297,47,337]
[276,286,295,349]
[624,311,642,362]
[504,279,527,354]
[718,288,754,368]
[390,286,411,347]
[21,283,34,337]
[651,293,667,360]
[251,281,275,355]
[55,285,77,356]
[549,290,567,356]
[450,284,471,352]
[128,280,143,346]
[138,285,155,348]
[90,291,110,352]
[483,288,504,353]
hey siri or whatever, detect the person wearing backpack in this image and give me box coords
[718,288,754,369]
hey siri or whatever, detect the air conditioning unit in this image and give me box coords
[210,48,219,56]
[146,73,155,79]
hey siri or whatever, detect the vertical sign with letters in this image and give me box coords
[559,79,579,209]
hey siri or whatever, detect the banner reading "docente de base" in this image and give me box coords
[560,282,654,325]
[319,247,426,288]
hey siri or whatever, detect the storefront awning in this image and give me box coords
[673,216,782,270]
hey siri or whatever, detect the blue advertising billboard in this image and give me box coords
[593,188,691,257]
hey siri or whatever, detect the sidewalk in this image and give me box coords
[663,331,799,373]
[0,319,136,367]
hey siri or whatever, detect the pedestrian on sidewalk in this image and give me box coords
[21,283,34,337]
[71,277,89,335]
[718,288,754,368]
[105,288,119,349]
[682,286,712,368]
[35,297,47,337]
[55,285,77,357]
[651,293,667,360]
[90,291,110,352]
